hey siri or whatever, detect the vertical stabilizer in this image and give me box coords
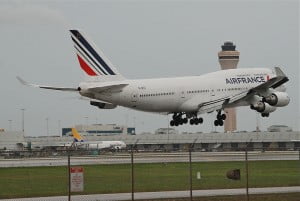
[71,128,84,142]
[70,30,125,81]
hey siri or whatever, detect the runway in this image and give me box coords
[1,186,300,201]
[0,151,299,167]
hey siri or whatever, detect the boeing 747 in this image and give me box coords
[17,30,290,127]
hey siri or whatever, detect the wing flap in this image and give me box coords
[198,98,228,113]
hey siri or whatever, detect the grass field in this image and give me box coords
[0,160,299,198]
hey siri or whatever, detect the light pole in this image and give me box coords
[8,120,12,131]
[21,108,25,133]
[85,116,89,125]
[84,116,88,134]
[46,117,49,137]
[58,120,61,136]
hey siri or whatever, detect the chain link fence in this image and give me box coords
[0,146,299,201]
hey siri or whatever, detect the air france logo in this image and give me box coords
[226,76,266,84]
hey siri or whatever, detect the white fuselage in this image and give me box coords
[82,68,275,114]
[75,141,126,150]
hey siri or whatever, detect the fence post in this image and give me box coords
[189,145,193,201]
[68,151,71,201]
[298,149,300,174]
[131,147,134,201]
[245,146,249,201]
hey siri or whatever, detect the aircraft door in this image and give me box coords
[210,89,216,101]
[210,89,215,97]
[181,90,185,99]
[131,92,138,103]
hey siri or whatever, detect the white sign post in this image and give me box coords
[197,171,201,180]
[70,167,84,192]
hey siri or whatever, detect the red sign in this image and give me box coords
[71,167,83,173]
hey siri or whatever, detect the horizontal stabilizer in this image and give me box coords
[17,76,78,92]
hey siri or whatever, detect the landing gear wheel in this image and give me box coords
[218,119,224,126]
[172,113,177,120]
[170,120,175,127]
[198,117,203,124]
[221,114,226,120]
[261,113,269,117]
[179,119,184,125]
[190,119,194,125]
[214,120,219,126]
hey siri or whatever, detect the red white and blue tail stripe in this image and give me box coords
[70,30,122,77]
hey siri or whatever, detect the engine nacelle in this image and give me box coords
[90,101,117,109]
[263,92,290,107]
[251,102,276,113]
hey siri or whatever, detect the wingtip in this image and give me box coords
[274,67,286,77]
[16,76,27,85]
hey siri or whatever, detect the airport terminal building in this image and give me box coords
[0,126,299,152]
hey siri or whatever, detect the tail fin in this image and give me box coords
[71,128,84,142]
[70,30,125,81]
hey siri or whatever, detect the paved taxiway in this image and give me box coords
[0,151,299,167]
[1,186,300,201]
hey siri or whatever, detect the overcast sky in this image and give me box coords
[0,0,299,136]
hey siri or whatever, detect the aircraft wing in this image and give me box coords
[87,83,128,93]
[226,67,289,106]
[198,67,289,113]
[17,76,78,91]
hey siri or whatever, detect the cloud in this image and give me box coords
[0,3,70,27]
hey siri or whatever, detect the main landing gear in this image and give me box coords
[189,117,203,125]
[170,113,203,127]
[170,111,226,127]
[214,111,226,127]
[170,113,187,126]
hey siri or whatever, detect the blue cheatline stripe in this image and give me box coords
[74,45,103,75]
[70,30,116,75]
[72,37,107,75]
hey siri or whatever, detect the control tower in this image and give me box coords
[218,41,239,132]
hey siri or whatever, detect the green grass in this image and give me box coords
[0,160,299,198]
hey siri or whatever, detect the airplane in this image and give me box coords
[71,128,126,150]
[17,29,290,127]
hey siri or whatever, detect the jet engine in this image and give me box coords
[90,101,117,109]
[263,92,290,107]
[250,101,276,113]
